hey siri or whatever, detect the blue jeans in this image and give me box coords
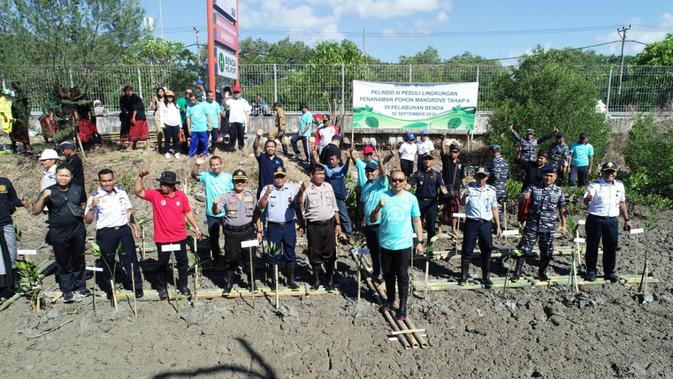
[189,131,209,157]
[336,198,353,236]
[569,165,589,186]
[291,135,310,162]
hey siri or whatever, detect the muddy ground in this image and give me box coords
[0,141,672,378]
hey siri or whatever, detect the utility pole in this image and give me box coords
[193,27,200,66]
[617,25,631,96]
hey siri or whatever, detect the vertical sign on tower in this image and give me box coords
[208,0,239,88]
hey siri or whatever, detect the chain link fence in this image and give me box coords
[1,63,672,114]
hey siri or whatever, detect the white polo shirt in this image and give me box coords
[226,97,252,124]
[585,178,625,217]
[399,142,417,161]
[85,187,133,229]
[417,139,435,156]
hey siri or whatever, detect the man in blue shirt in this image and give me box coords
[568,132,594,187]
[370,169,423,321]
[459,167,501,288]
[360,158,387,282]
[258,166,300,289]
[191,155,233,264]
[204,91,222,153]
[312,145,353,243]
[186,94,212,157]
[253,134,285,198]
[351,145,379,233]
[291,104,313,164]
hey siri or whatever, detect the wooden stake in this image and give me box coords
[356,253,361,303]
[387,328,426,336]
[274,264,279,309]
[130,263,138,318]
[92,271,97,315]
[110,279,118,310]
[424,260,430,296]
[249,246,255,309]
[171,253,179,313]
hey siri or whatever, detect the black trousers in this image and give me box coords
[585,215,618,276]
[307,219,336,266]
[52,231,87,293]
[96,225,142,290]
[460,218,493,273]
[364,224,381,277]
[229,122,245,150]
[380,247,411,306]
[163,124,180,154]
[223,223,255,271]
[400,159,414,178]
[155,240,189,290]
[206,216,223,259]
[418,199,438,241]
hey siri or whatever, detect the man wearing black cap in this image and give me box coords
[212,169,261,293]
[408,153,447,241]
[440,139,465,233]
[134,170,202,300]
[511,165,567,281]
[569,132,594,187]
[319,135,342,165]
[258,166,301,289]
[548,132,570,186]
[522,151,549,190]
[60,141,85,197]
[508,124,555,180]
[486,144,509,224]
[583,162,632,282]
[459,167,501,288]
[360,158,388,283]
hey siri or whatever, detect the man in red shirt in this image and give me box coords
[134,170,202,300]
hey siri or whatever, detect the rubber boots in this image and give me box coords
[481,259,493,289]
[511,258,525,282]
[286,262,298,290]
[325,263,335,289]
[459,258,470,285]
[538,256,552,281]
[311,265,321,290]
[224,270,234,294]
[397,282,409,320]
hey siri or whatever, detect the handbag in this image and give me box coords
[178,129,186,143]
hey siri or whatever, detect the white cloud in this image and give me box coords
[595,13,673,55]
[326,0,451,19]
[436,11,449,22]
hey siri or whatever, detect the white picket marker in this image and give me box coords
[578,219,586,225]
[86,266,103,313]
[86,266,103,272]
[629,228,645,235]
[241,240,260,249]
[17,250,37,256]
[573,237,586,244]
[502,230,519,237]
[452,213,466,219]
[241,239,259,308]
[161,244,181,252]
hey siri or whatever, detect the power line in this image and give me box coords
[482,39,639,62]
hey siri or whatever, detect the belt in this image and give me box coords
[98,224,129,231]
[224,223,253,232]
[418,197,437,201]
[307,218,334,226]
[268,220,295,226]
[588,214,617,220]
[466,217,492,223]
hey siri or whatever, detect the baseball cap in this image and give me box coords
[59,141,76,151]
[422,153,434,160]
[313,113,324,120]
[601,161,619,172]
[406,133,415,140]
[39,149,59,161]
[420,130,428,136]
[526,128,534,135]
[542,164,556,174]
[194,79,204,85]
[233,86,241,93]
[365,161,379,170]
[449,143,460,152]
[232,169,248,180]
[474,167,489,177]
[273,166,287,177]
[363,146,375,155]
[489,144,501,151]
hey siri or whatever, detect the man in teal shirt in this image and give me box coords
[568,132,594,186]
[360,158,387,282]
[204,91,222,153]
[186,94,211,157]
[370,169,424,321]
[191,155,233,264]
[291,104,313,163]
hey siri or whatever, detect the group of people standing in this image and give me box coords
[0,83,32,155]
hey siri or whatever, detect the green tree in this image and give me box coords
[309,40,366,64]
[487,57,611,170]
[445,51,495,65]
[125,35,193,65]
[635,34,673,65]
[399,46,442,64]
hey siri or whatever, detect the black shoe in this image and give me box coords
[158,287,169,300]
[510,275,521,282]
[380,302,393,313]
[482,277,493,289]
[134,288,144,299]
[63,291,75,303]
[76,288,91,297]
[604,274,620,283]
[585,272,597,282]
[179,287,192,300]
[537,272,550,281]
[224,270,234,293]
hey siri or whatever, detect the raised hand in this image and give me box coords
[195,155,206,166]
[138,170,149,178]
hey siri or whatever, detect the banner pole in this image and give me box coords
[207,0,216,93]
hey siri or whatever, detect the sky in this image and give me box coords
[141,0,673,63]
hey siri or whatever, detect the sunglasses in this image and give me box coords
[391,178,406,183]
[233,179,247,183]
[450,150,459,153]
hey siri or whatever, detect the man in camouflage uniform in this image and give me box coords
[548,132,570,186]
[511,165,568,281]
[486,144,509,223]
[508,124,555,180]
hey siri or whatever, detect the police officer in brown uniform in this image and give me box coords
[213,169,262,293]
[296,165,343,289]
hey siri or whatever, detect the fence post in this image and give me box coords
[341,63,345,112]
[409,64,413,82]
[68,69,74,88]
[273,64,278,103]
[137,66,143,100]
[605,67,613,120]
[476,64,480,84]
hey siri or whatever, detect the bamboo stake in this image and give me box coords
[372,281,419,348]
[130,263,138,318]
[424,260,429,296]
[171,253,179,313]
[356,253,361,302]
[110,279,118,310]
[274,264,279,309]
[403,318,429,348]
[365,278,410,349]
[388,328,426,336]
[92,270,97,314]
[249,246,255,309]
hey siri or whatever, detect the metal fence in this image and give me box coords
[2,63,672,114]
